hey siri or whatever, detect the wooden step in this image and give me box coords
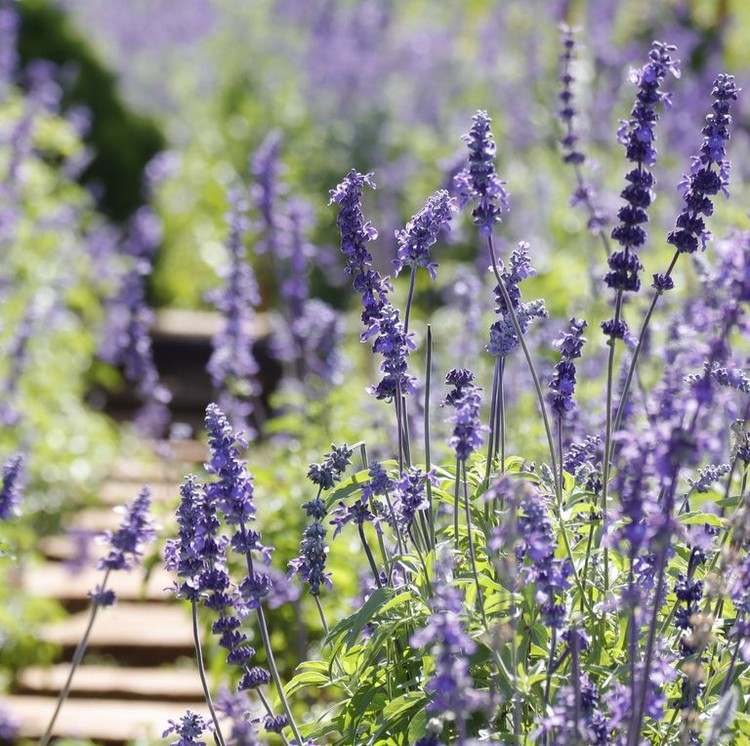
[100,480,180,507]
[1,694,209,741]
[41,603,194,665]
[17,664,204,702]
[23,562,174,609]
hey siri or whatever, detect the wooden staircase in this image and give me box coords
[1,441,213,742]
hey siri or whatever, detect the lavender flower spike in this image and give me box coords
[98,487,156,573]
[162,711,213,746]
[665,74,740,260]
[394,189,455,279]
[0,453,23,520]
[454,110,509,235]
[603,41,679,316]
[208,190,260,435]
[549,318,587,417]
[329,170,390,327]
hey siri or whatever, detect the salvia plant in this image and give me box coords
[12,22,750,746]
[147,32,750,744]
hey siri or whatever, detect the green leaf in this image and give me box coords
[679,511,725,527]
[327,586,394,652]
[285,661,332,696]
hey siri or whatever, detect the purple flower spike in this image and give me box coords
[443,370,484,462]
[0,453,23,520]
[98,487,155,572]
[549,318,588,417]
[329,170,390,327]
[162,711,213,746]
[455,110,509,235]
[668,74,739,257]
[603,42,679,310]
[208,190,260,435]
[394,189,455,279]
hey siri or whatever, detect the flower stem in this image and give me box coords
[484,357,500,488]
[424,324,436,548]
[191,601,228,746]
[453,456,461,549]
[600,290,623,600]
[403,266,417,334]
[39,569,112,746]
[314,594,329,635]
[463,461,487,629]
[243,549,303,744]
[359,523,383,587]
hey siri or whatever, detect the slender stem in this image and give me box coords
[487,233,558,482]
[424,325,436,548]
[314,594,329,635]
[720,627,743,696]
[383,488,406,558]
[191,601,228,746]
[403,266,417,334]
[394,398,404,474]
[543,626,558,710]
[358,523,383,587]
[612,251,679,438]
[463,461,487,629]
[600,290,623,600]
[484,357,500,487]
[453,457,461,548]
[498,358,506,471]
[571,627,581,741]
[242,544,303,743]
[557,415,565,503]
[39,569,112,746]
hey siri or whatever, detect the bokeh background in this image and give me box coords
[1,0,749,742]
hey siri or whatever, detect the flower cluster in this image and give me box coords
[162,711,212,746]
[290,444,353,596]
[394,468,433,533]
[487,242,547,358]
[365,304,416,401]
[207,191,260,434]
[443,369,483,462]
[604,42,679,310]
[394,189,455,279]
[454,109,509,235]
[98,487,155,573]
[0,453,23,521]
[666,75,739,258]
[549,318,587,417]
[329,170,390,327]
[558,26,607,233]
[516,487,570,628]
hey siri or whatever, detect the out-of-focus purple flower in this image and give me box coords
[291,299,344,385]
[215,688,260,746]
[549,318,587,417]
[251,130,287,257]
[0,703,19,742]
[0,453,23,520]
[688,463,731,493]
[410,556,485,737]
[686,361,750,396]
[516,487,571,628]
[603,42,679,311]
[0,302,37,427]
[0,2,18,94]
[394,189,455,279]
[666,75,739,258]
[89,586,116,607]
[162,711,212,746]
[329,170,390,327]
[264,714,289,733]
[98,487,155,572]
[207,191,260,435]
[99,209,171,437]
[454,110,509,235]
[558,25,608,233]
